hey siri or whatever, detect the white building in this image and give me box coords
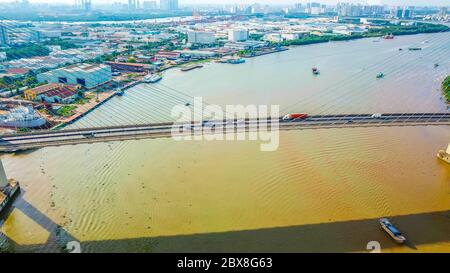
[187,31,216,45]
[263,33,283,43]
[228,29,249,42]
[37,63,112,89]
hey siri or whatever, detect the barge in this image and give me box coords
[143,74,162,83]
[181,65,203,72]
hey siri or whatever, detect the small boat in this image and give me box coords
[383,34,394,39]
[379,218,406,244]
[399,48,403,51]
[376,72,385,79]
[408,47,422,51]
[185,103,191,107]
[312,67,320,75]
[434,63,439,68]
[143,74,162,83]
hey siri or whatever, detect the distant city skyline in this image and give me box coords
[1,0,449,7]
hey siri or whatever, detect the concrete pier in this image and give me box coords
[0,158,20,216]
[0,158,8,188]
[437,142,450,164]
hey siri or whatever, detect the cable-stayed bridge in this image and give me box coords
[1,113,449,153]
[0,18,448,153]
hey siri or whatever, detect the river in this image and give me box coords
[0,32,449,253]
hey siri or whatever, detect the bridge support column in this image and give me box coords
[0,158,8,188]
[437,142,450,164]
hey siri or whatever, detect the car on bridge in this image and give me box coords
[82,132,96,139]
[371,113,383,119]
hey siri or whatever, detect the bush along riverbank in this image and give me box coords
[280,22,449,47]
[442,76,450,103]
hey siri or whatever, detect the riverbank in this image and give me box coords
[280,22,449,47]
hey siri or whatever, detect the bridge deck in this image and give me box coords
[1,113,449,152]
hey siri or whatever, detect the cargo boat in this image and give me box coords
[282,113,308,121]
[143,74,162,83]
[379,218,406,244]
[181,65,203,72]
[437,143,450,164]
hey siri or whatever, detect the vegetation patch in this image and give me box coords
[56,105,77,117]
[442,76,450,103]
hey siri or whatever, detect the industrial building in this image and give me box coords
[228,29,249,42]
[105,61,147,72]
[37,63,112,89]
[187,31,216,45]
[24,83,80,104]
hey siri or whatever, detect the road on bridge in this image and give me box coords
[1,113,449,152]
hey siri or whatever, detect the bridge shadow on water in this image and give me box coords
[0,189,78,253]
[1,191,449,252]
[78,210,449,253]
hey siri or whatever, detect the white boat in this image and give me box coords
[379,218,406,244]
[143,74,162,83]
[0,106,46,128]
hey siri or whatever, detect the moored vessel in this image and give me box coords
[143,74,162,83]
[227,58,246,64]
[181,64,203,72]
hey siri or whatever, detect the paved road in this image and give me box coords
[1,113,449,152]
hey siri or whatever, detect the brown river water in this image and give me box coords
[0,32,449,253]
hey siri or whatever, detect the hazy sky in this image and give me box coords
[2,0,449,6]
